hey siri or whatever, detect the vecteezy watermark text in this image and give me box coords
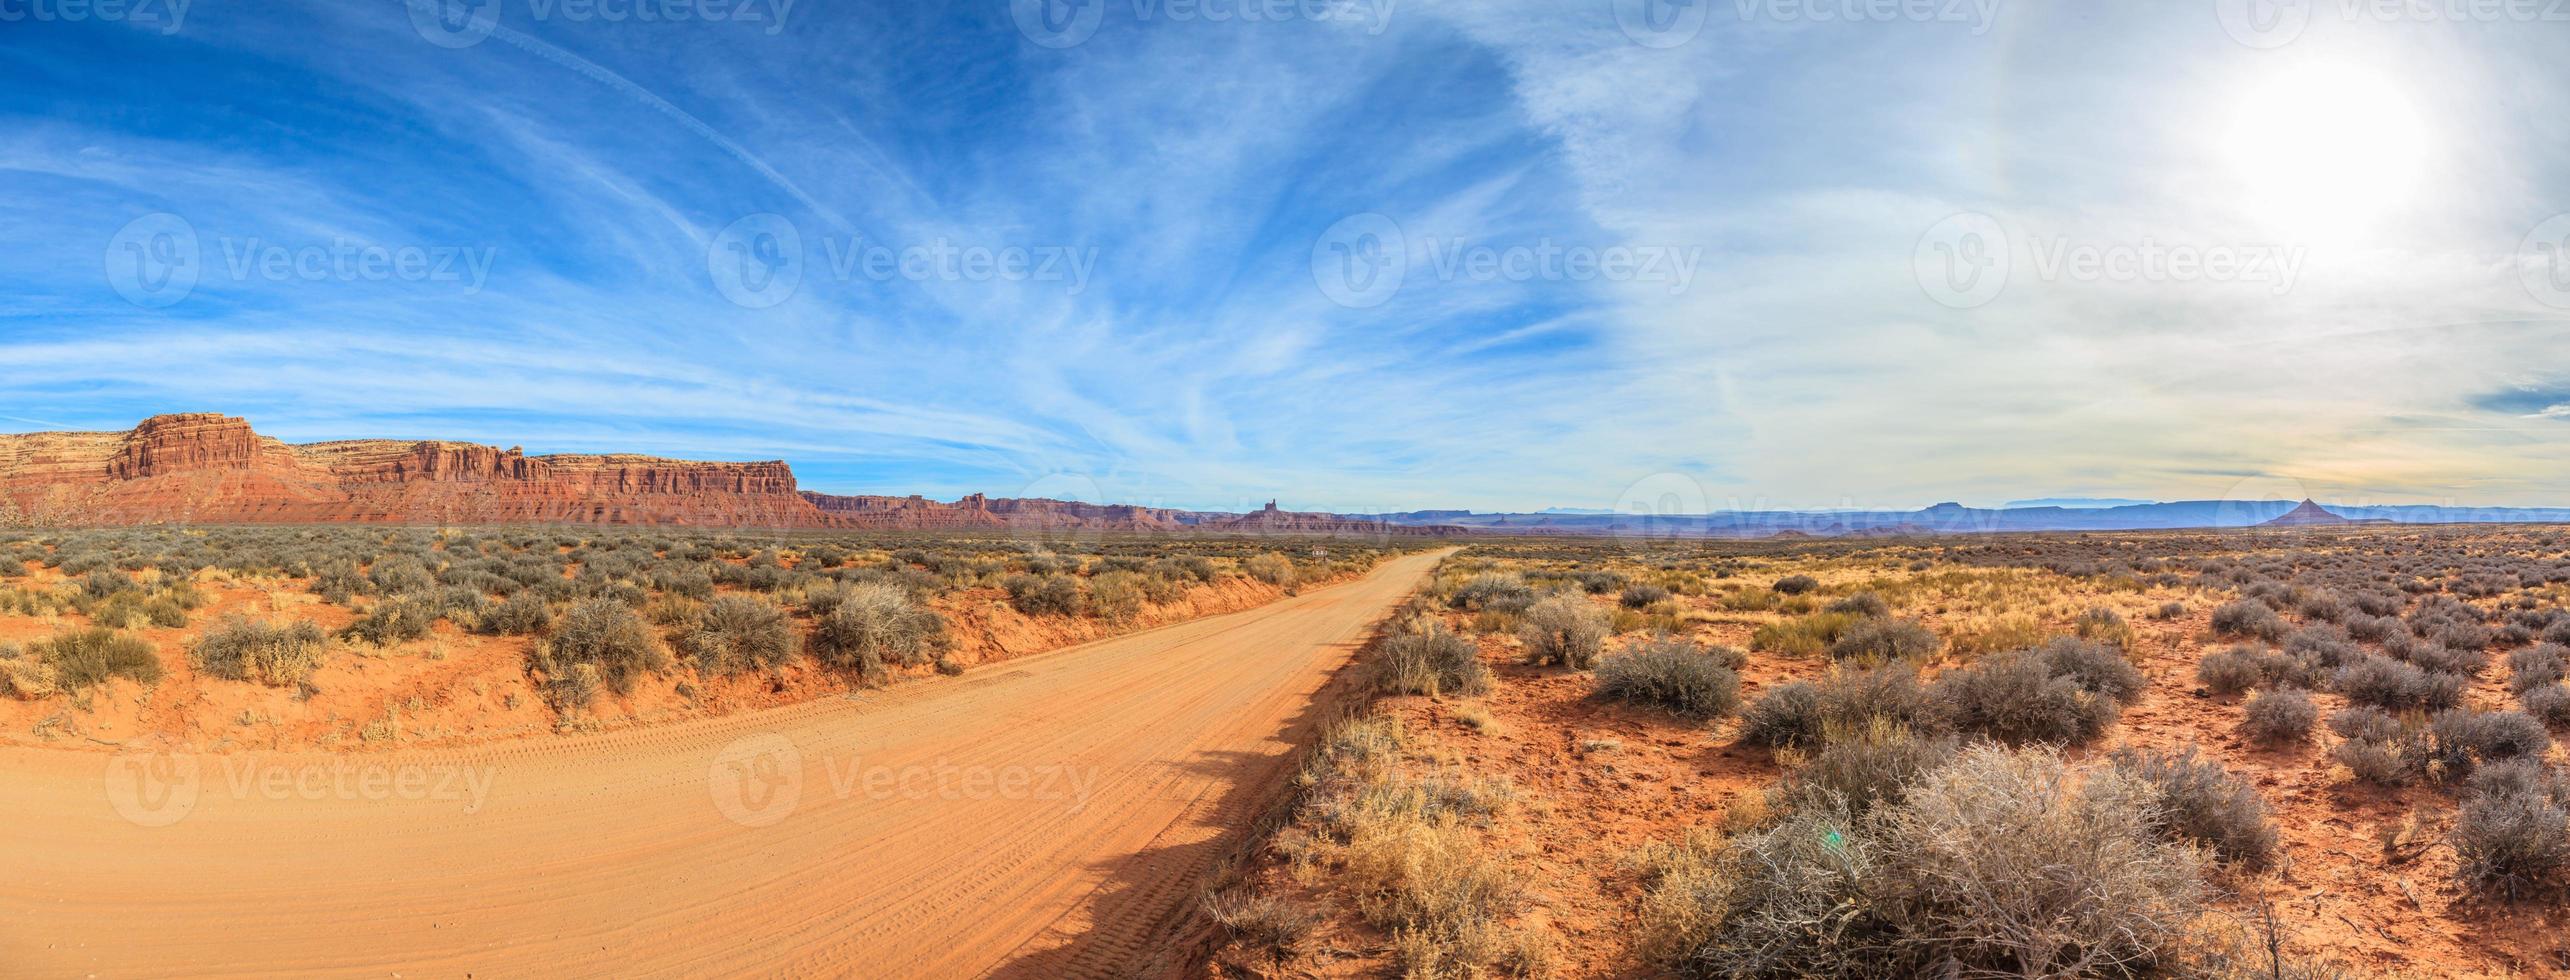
[105,747,498,827]
[406,0,795,48]
[705,213,1099,308]
[1010,0,1396,48]
[1310,212,1703,308]
[104,212,499,308]
[1912,211,2306,309]
[0,0,190,33]
[2217,0,2570,49]
[708,734,1100,827]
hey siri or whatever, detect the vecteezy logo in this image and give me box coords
[1010,0,1103,48]
[1311,213,1406,309]
[1913,211,2009,309]
[709,733,803,828]
[104,742,201,828]
[104,212,201,309]
[407,0,499,49]
[1614,0,1705,48]
[2520,214,2570,310]
[707,213,803,309]
[1611,472,1709,548]
[2215,0,2309,49]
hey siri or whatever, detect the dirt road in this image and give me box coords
[0,549,1451,978]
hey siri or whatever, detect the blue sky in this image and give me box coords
[3,2,2568,512]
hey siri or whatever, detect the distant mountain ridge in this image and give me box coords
[1336,497,2570,536]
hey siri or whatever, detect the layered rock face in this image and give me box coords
[0,414,842,528]
[0,414,1457,534]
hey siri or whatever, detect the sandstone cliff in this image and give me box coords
[0,414,1458,534]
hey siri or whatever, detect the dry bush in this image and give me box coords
[1738,680,1825,749]
[1825,592,1890,617]
[810,582,945,682]
[1451,572,1537,614]
[2072,606,2134,647]
[481,589,552,636]
[1929,652,2119,747]
[1594,636,1741,722]
[2030,637,2147,705]
[32,627,161,690]
[1088,570,1148,623]
[1664,747,2206,978]
[1244,552,1296,586]
[2242,687,2317,744]
[2429,709,2551,778]
[1772,574,1820,595]
[1784,717,1958,814]
[2455,759,2570,898]
[2329,707,2426,785]
[2197,646,2269,696]
[533,599,667,700]
[342,597,437,646]
[2524,684,2570,727]
[1621,583,1674,609]
[2109,747,2278,868]
[2334,654,2465,713]
[1518,594,1607,669]
[676,595,798,676]
[1202,889,1319,961]
[1002,572,1082,616]
[2509,643,2569,694]
[1376,621,1491,697]
[1828,617,1939,664]
[1740,665,1940,750]
[191,615,330,686]
[2211,599,2289,643]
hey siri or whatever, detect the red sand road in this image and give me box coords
[0,549,1452,978]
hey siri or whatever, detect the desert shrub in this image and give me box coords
[1929,652,2118,747]
[1575,570,1627,594]
[341,597,438,646]
[1088,570,1149,623]
[32,627,161,690]
[368,555,436,595]
[2430,709,2552,777]
[1679,747,2204,978]
[810,582,945,681]
[1824,592,1889,617]
[1451,573,1536,613]
[2456,769,2570,898]
[1751,611,1861,657]
[80,568,134,599]
[2330,709,2426,786]
[1738,680,1824,749]
[1593,637,1741,722]
[2284,624,2362,670]
[1517,594,1607,669]
[1827,617,1939,663]
[2109,747,2278,868]
[1619,583,1673,609]
[481,589,552,636]
[2072,606,2134,647]
[1785,718,1958,813]
[2525,684,2570,727]
[2030,636,2147,705]
[2329,705,2406,743]
[2147,600,2185,620]
[534,599,667,696]
[2510,643,2570,693]
[191,616,329,686]
[2210,599,2288,642]
[1243,553,1295,586]
[1003,572,1083,617]
[2334,654,2465,712]
[2242,687,2318,744]
[1376,622,1490,697]
[1771,574,1819,595]
[676,595,798,676]
[2196,646,2268,696]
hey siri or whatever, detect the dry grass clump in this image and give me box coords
[1827,617,1939,663]
[1642,746,2206,978]
[675,594,798,676]
[2109,747,2278,868]
[1517,594,1606,669]
[532,599,667,707]
[1593,636,1741,722]
[1750,611,1861,658]
[1289,713,1546,978]
[1087,570,1149,623]
[31,627,161,691]
[808,582,945,682]
[1376,619,1491,697]
[191,615,329,686]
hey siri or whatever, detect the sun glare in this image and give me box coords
[2221,61,2428,242]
